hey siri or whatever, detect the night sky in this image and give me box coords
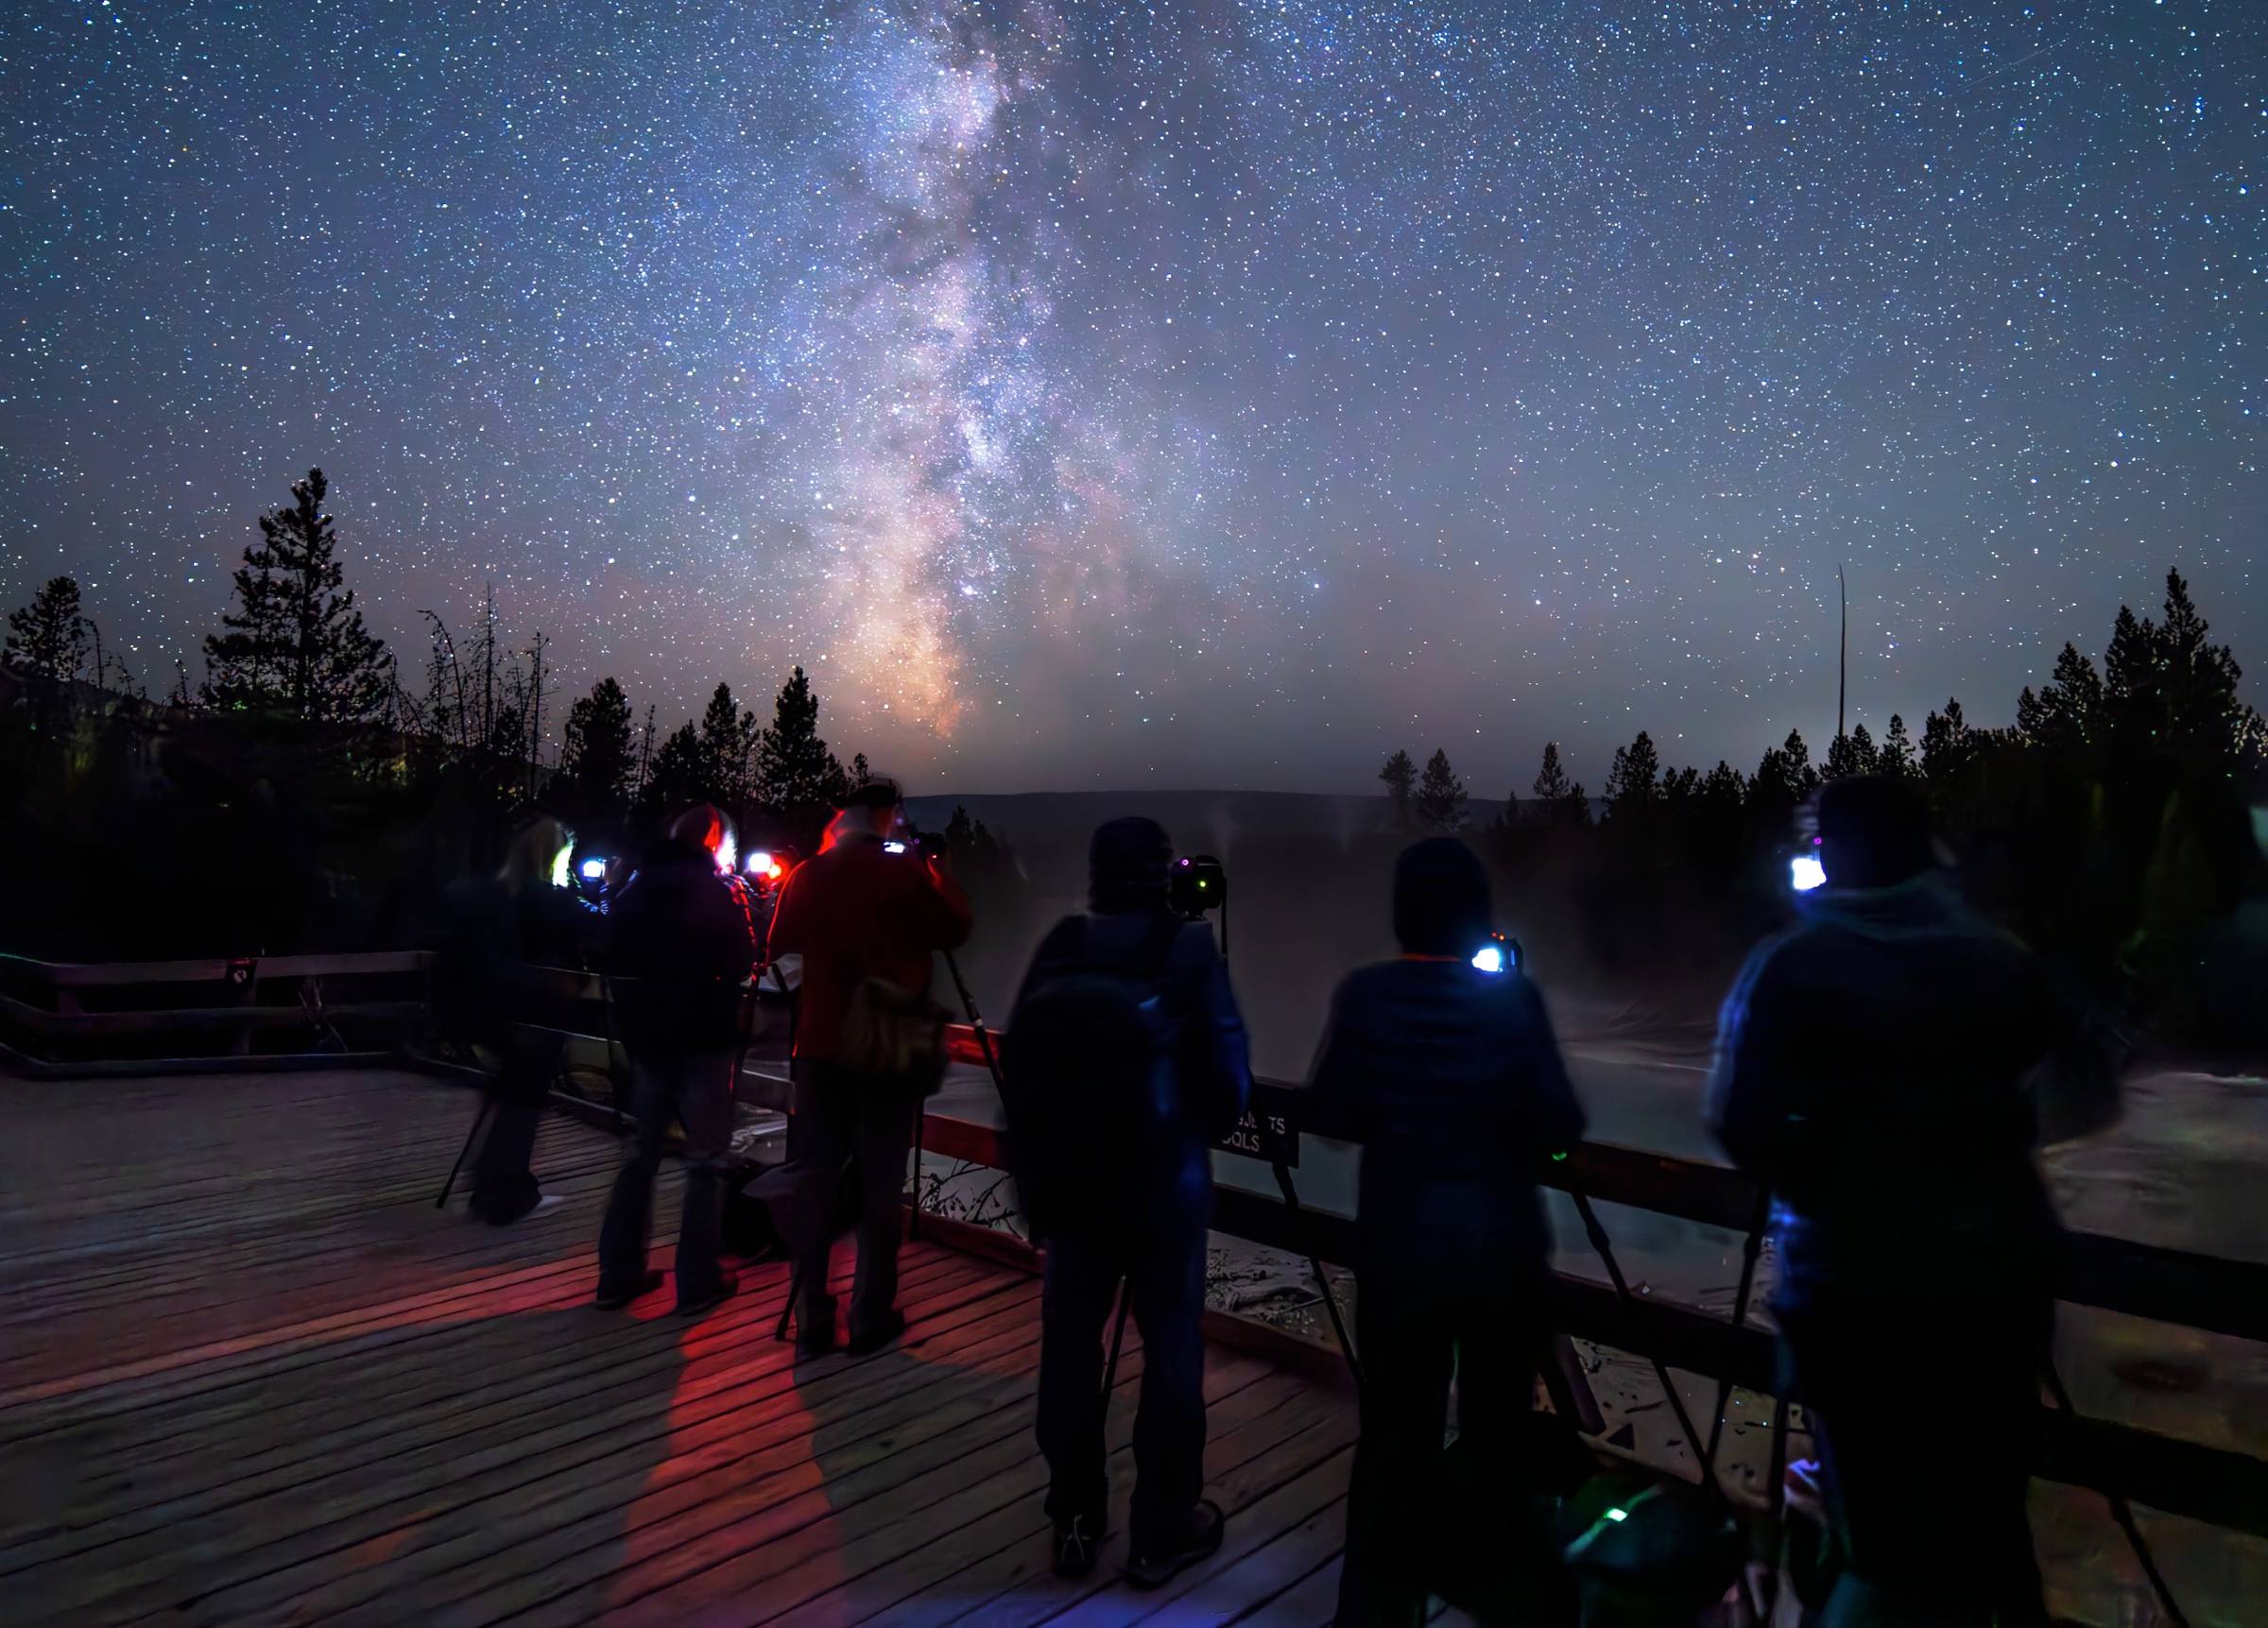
[3,2,2259,792]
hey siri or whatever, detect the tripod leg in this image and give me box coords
[1272,1161,1364,1392]
[908,1107,925,1242]
[776,1258,802,1343]
[1101,1278,1131,1399]
[437,1095,494,1209]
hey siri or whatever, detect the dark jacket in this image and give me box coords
[1707,873,2120,1309]
[433,876,600,1041]
[765,831,973,1061]
[1008,908,1253,1216]
[606,838,759,1055]
[1308,958,1586,1279]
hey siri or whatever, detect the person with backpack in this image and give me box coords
[766,780,972,1357]
[593,803,760,1317]
[1003,816,1252,1587]
[1709,777,2122,1627]
[1307,837,1587,1627]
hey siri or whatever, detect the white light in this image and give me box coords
[1790,854,1828,893]
[883,840,908,854]
[747,849,773,876]
[549,844,574,889]
[1471,943,1506,973]
[579,857,607,881]
[717,833,737,875]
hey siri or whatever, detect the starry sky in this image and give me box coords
[3,1,2260,793]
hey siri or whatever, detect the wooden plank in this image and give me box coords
[136,1279,1061,1626]
[812,1367,1332,1628]
[0,1255,1005,1604]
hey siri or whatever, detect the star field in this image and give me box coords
[2,1,2259,789]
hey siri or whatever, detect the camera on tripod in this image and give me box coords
[1168,854,1226,919]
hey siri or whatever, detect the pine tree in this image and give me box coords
[1532,742,1588,824]
[1879,714,1917,779]
[644,721,708,815]
[1603,729,1662,819]
[849,752,874,789]
[2018,643,2105,748]
[1699,760,1747,814]
[2103,570,2257,759]
[756,666,842,814]
[1921,699,1970,782]
[1379,748,1417,828]
[559,677,635,808]
[4,576,93,683]
[1751,728,1818,809]
[1414,748,1469,832]
[202,469,391,723]
[1494,786,1521,829]
[1532,742,1572,803]
[697,681,756,807]
[1824,723,1879,780]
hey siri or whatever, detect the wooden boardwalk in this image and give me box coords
[0,1068,1374,1626]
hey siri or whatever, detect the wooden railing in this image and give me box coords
[4,950,2263,1539]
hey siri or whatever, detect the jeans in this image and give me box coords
[470,1030,563,1223]
[1036,1203,1210,1552]
[790,1062,919,1339]
[1337,1257,1556,1627]
[596,1049,736,1303]
[1778,1291,2053,1628]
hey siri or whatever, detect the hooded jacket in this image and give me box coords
[1707,872,2119,1307]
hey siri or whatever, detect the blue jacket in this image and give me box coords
[1008,909,1253,1217]
[1308,959,1586,1279]
[1707,873,2120,1308]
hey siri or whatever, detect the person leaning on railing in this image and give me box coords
[1305,835,1588,1628]
[1707,775,2124,1628]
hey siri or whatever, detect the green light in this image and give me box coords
[1551,1151,1569,1162]
[1605,1507,1628,1523]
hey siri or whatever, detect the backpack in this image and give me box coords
[1002,913,1186,1236]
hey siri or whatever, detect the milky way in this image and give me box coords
[3,2,2259,791]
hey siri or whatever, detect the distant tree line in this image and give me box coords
[0,467,889,955]
[1374,569,2263,1026]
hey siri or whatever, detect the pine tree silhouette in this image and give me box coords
[4,576,92,683]
[559,677,636,808]
[202,470,391,722]
[644,721,708,816]
[697,681,757,806]
[1879,714,1917,779]
[1414,747,1469,832]
[757,666,847,814]
[1379,748,1416,828]
[1604,729,1662,819]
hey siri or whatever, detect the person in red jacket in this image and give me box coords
[767,779,972,1355]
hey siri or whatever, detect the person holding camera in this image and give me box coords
[1708,776,2122,1627]
[1003,816,1252,1587]
[593,803,759,1316]
[1307,836,1586,1627]
[766,780,971,1357]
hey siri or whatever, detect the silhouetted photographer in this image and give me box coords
[434,814,597,1225]
[1004,816,1252,1587]
[593,804,758,1317]
[767,780,972,1357]
[1709,775,2123,1627]
[1307,836,1587,1627]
